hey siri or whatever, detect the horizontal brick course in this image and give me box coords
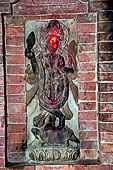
[78,53,96,62]
[6,55,25,64]
[79,121,97,131]
[79,92,96,101]
[8,124,26,133]
[7,65,25,74]
[79,112,97,120]
[8,103,25,114]
[78,73,95,81]
[79,82,96,91]
[99,93,113,102]
[7,75,25,84]
[80,131,97,140]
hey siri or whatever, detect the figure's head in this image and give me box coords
[47,20,60,53]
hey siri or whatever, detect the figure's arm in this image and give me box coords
[25,31,39,74]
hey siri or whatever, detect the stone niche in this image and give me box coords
[25,19,80,164]
[5,0,99,167]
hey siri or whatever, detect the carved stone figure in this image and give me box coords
[25,19,79,163]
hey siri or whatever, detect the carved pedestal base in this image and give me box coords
[26,145,80,164]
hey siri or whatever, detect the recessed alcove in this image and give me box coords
[4,0,100,167]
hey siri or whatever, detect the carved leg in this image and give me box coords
[70,134,80,147]
[53,110,65,130]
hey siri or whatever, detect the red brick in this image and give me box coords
[0,106,4,116]
[0,146,5,157]
[99,113,113,122]
[99,11,113,21]
[101,153,113,164]
[7,75,25,84]
[5,15,24,26]
[0,56,3,64]
[0,96,4,104]
[0,45,3,54]
[8,114,26,123]
[100,123,113,132]
[99,42,113,52]
[6,25,24,37]
[78,53,95,62]
[7,65,25,74]
[99,103,113,112]
[8,124,26,133]
[99,93,113,102]
[79,102,96,111]
[8,133,26,143]
[48,3,88,14]
[98,22,113,32]
[7,85,25,95]
[100,132,113,143]
[8,95,25,103]
[99,63,113,72]
[80,149,99,160]
[0,158,5,167]
[6,55,25,64]
[8,103,25,113]
[0,34,2,44]
[79,44,96,53]
[33,0,68,4]
[101,144,113,153]
[78,24,96,33]
[79,92,96,101]
[24,15,41,21]
[79,112,96,120]
[81,141,98,149]
[78,73,95,81]
[13,5,49,15]
[8,152,26,162]
[78,63,95,72]
[88,165,110,170]
[6,46,24,55]
[90,2,111,12]
[99,83,113,92]
[0,86,4,96]
[0,65,3,76]
[99,53,113,62]
[78,34,95,43]
[0,137,5,146]
[80,121,97,131]
[80,131,97,140]
[6,37,24,46]
[72,165,87,170]
[98,33,113,41]
[77,13,97,23]
[8,143,25,152]
[41,14,77,20]
[0,3,10,13]
[79,82,96,91]
[99,73,113,81]
[18,0,33,4]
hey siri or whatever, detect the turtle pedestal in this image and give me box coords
[26,126,80,164]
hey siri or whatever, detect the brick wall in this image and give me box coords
[0,0,113,169]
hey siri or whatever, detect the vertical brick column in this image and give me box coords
[90,0,113,165]
[77,13,99,160]
[5,15,27,162]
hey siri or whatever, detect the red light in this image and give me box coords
[66,44,68,48]
[1,124,4,128]
[49,35,58,45]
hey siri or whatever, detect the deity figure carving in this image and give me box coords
[25,20,79,162]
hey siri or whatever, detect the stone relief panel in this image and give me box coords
[25,19,80,164]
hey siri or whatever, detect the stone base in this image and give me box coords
[26,145,80,164]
